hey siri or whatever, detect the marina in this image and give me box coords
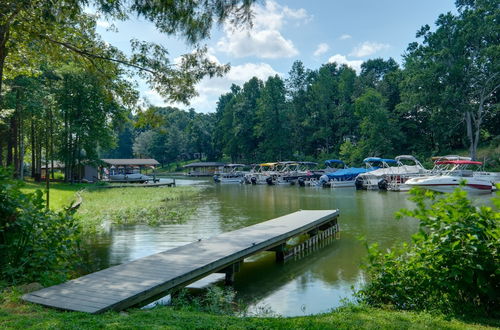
[211,155,499,194]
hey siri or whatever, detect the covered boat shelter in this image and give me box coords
[184,162,226,176]
[100,159,160,177]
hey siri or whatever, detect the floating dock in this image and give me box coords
[23,210,339,314]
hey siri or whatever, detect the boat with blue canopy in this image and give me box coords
[324,159,347,172]
[319,167,369,187]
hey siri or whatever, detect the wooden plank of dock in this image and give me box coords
[23,209,339,314]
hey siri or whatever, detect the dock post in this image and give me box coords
[271,243,286,263]
[220,262,240,285]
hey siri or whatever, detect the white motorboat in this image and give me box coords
[354,157,398,190]
[384,155,428,191]
[213,164,247,183]
[405,160,494,193]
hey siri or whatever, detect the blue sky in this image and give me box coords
[94,0,457,113]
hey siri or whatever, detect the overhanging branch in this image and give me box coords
[39,34,157,74]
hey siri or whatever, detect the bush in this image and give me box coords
[0,168,81,286]
[358,187,499,317]
[170,287,238,315]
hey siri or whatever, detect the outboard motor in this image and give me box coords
[298,177,306,187]
[213,175,220,183]
[266,176,275,185]
[250,176,257,185]
[378,178,388,190]
[319,174,329,188]
[355,176,365,190]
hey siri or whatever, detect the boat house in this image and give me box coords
[184,162,226,176]
[101,159,160,175]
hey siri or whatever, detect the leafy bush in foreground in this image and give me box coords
[358,188,499,317]
[0,168,81,285]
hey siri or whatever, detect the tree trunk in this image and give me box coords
[0,24,10,106]
[465,111,475,160]
[50,108,54,180]
[31,118,35,178]
[6,115,15,167]
[18,97,24,180]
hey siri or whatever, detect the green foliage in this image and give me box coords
[171,287,238,316]
[358,188,500,317]
[353,89,400,160]
[77,186,200,233]
[0,168,81,285]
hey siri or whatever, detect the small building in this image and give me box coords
[100,159,160,175]
[184,162,226,177]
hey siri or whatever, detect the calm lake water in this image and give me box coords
[86,177,492,316]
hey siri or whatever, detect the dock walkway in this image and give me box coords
[23,210,339,314]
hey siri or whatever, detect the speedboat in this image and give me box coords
[405,160,494,193]
[213,164,247,183]
[382,155,428,191]
[354,157,398,190]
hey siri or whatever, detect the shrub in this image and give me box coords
[358,187,499,317]
[170,287,239,315]
[0,168,81,285]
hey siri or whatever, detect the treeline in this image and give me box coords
[0,63,137,180]
[0,0,498,175]
[128,0,499,166]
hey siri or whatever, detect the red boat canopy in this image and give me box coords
[435,160,483,165]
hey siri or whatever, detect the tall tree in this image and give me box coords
[255,75,290,160]
[400,0,499,159]
[352,89,401,161]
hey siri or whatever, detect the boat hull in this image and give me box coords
[406,176,492,193]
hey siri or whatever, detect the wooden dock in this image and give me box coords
[23,210,339,314]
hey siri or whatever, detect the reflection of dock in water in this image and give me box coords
[23,210,339,314]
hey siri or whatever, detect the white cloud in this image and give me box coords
[313,43,329,57]
[283,7,311,22]
[327,54,363,73]
[96,20,110,28]
[339,34,352,40]
[217,30,298,59]
[216,1,310,59]
[350,41,390,57]
[189,62,280,111]
[143,59,280,112]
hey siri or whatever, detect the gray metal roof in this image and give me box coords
[101,159,160,166]
[184,162,226,168]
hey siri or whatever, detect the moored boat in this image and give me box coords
[213,164,247,183]
[354,158,397,190]
[405,160,494,193]
[319,167,370,188]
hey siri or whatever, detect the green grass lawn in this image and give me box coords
[20,181,87,210]
[0,290,497,330]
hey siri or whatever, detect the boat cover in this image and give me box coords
[325,167,369,180]
[325,159,344,165]
[359,165,425,178]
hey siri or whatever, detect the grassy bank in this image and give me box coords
[19,181,200,233]
[77,186,199,233]
[0,289,497,330]
[20,181,86,210]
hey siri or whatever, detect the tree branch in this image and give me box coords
[39,34,158,74]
